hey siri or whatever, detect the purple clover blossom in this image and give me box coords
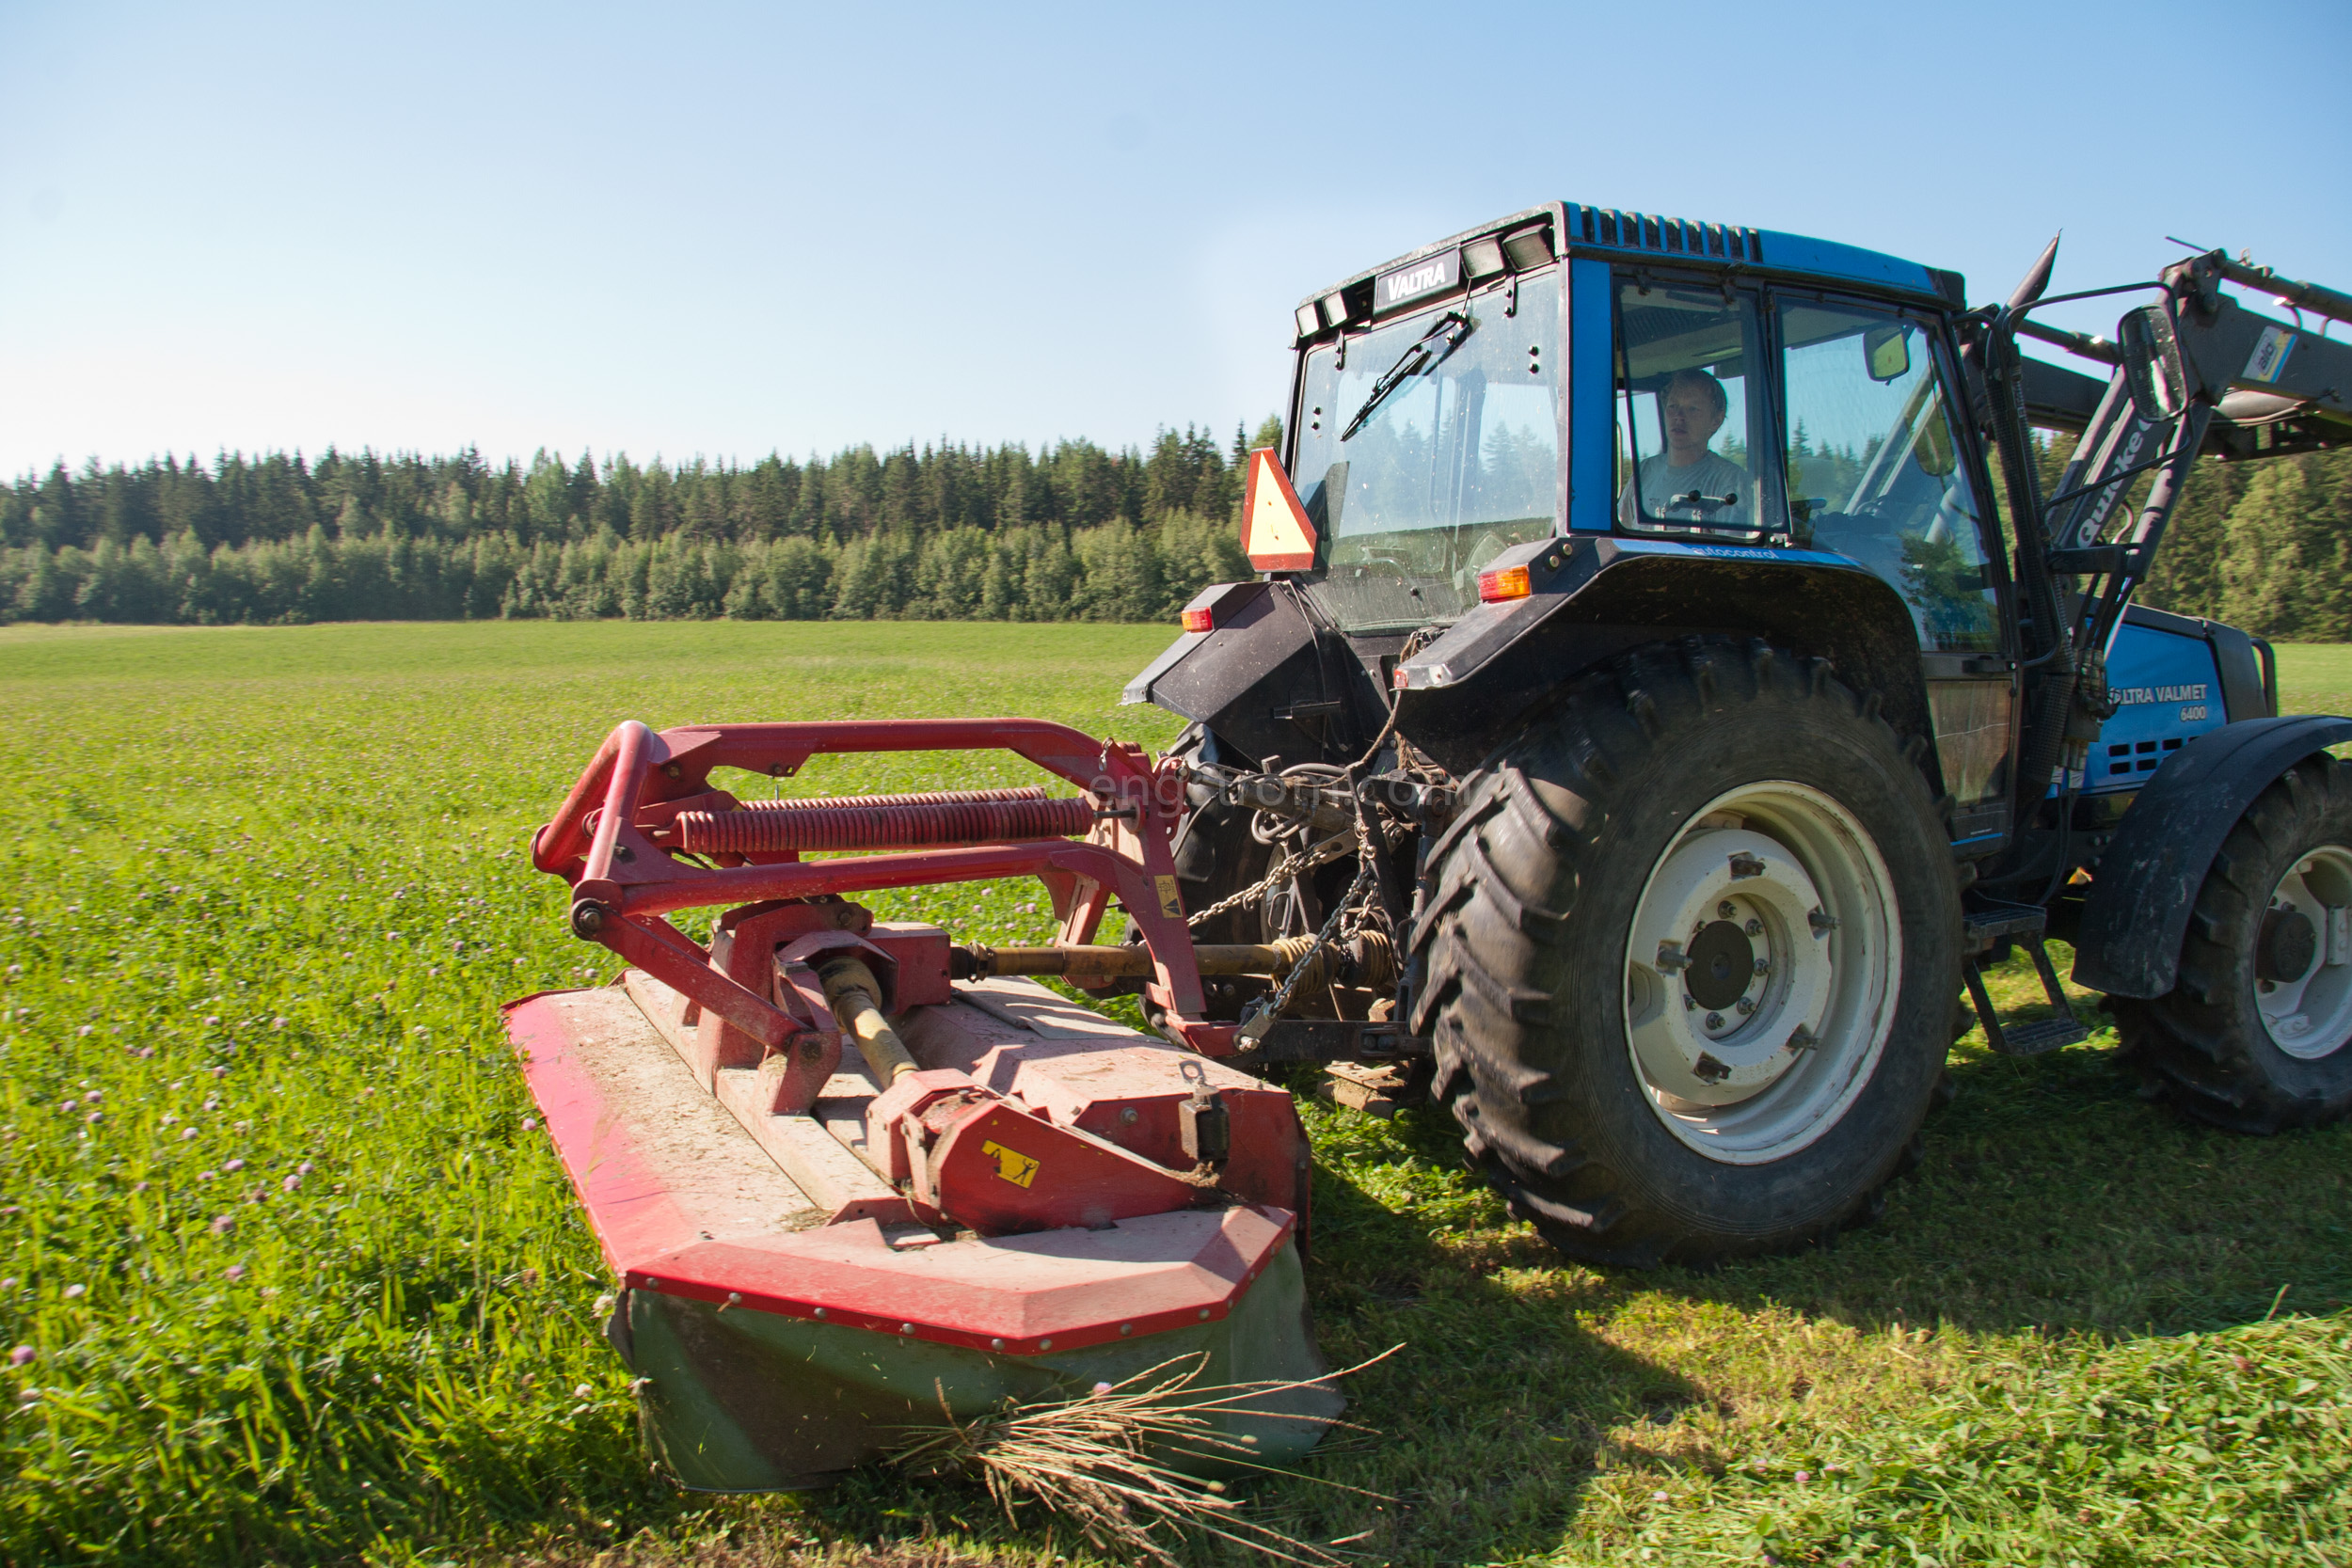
[61,1285,84,1299]
[223,1159,246,1172]
[295,1162,313,1175]
[280,1173,301,1193]
[210,1216,233,1235]
[224,1264,245,1282]
[7,1347,28,1368]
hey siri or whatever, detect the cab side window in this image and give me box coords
[1614,278,1766,534]
[1777,298,1997,652]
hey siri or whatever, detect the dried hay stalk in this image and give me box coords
[885,1347,1399,1567]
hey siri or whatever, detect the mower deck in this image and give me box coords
[507,970,1338,1491]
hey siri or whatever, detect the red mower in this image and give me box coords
[505,717,1360,1489]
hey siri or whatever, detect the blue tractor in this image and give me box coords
[1122,204,2352,1266]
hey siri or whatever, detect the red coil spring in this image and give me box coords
[738,785,1046,813]
[675,793,1096,854]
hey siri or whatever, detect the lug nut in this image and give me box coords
[1718,901,1736,919]
[1746,918,1763,937]
[1735,998,1756,1015]
[1754,958,1771,975]
[1705,1012,1724,1029]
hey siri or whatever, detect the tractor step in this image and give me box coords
[1985,1015,2090,1056]
[1961,911,2095,1057]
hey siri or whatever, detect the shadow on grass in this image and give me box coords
[1246,1110,1703,1564]
[1660,1027,2352,1339]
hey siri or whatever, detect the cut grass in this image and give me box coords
[0,623,2345,1567]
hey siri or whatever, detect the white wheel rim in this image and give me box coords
[2256,845,2352,1061]
[1623,782,1903,1164]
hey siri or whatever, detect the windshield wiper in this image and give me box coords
[1341,310,1473,441]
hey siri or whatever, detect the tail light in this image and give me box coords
[1180,608,1216,634]
[1477,564,1532,603]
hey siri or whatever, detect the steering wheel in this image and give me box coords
[1451,531,1516,593]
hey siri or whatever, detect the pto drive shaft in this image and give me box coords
[815,955,918,1084]
[953,933,1395,990]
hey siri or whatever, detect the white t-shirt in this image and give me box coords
[1617,451,1753,528]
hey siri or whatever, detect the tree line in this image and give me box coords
[1,426,2346,637]
[0,423,1278,626]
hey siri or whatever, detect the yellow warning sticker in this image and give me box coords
[1155,874,1184,919]
[981,1140,1041,1188]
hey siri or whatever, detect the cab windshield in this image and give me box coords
[1290,273,1561,633]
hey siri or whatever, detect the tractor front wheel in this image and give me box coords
[1408,637,1960,1267]
[2112,752,2352,1132]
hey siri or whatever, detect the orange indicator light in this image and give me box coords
[1180,608,1215,633]
[1478,564,1532,603]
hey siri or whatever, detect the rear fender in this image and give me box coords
[2074,715,2352,998]
[1391,536,1931,775]
[1121,581,1375,765]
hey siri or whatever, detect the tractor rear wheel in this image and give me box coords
[1408,637,1960,1267]
[2111,752,2352,1132]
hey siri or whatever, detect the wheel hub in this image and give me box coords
[1628,825,1835,1108]
[2256,846,2352,1060]
[1623,784,1903,1164]
[1683,919,1756,1011]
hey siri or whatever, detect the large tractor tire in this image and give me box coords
[1408,637,1961,1267]
[2111,752,2352,1132]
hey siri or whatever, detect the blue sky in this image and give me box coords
[3,0,2345,481]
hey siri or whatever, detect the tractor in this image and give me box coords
[510,203,2352,1487]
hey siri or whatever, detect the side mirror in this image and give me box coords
[1864,324,1911,383]
[2118,305,2192,422]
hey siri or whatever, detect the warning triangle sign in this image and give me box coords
[1241,449,1318,573]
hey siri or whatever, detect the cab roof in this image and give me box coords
[1295,202,1964,335]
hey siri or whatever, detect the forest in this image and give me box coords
[1,421,2346,638]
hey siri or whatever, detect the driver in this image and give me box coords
[1618,369,1751,527]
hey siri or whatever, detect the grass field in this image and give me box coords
[0,622,2346,1568]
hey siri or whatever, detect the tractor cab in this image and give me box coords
[1276,204,2003,664]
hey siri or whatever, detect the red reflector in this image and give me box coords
[1181,608,1215,633]
[1478,564,1532,603]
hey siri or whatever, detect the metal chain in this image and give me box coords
[1184,829,1354,929]
[1239,848,1378,1041]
